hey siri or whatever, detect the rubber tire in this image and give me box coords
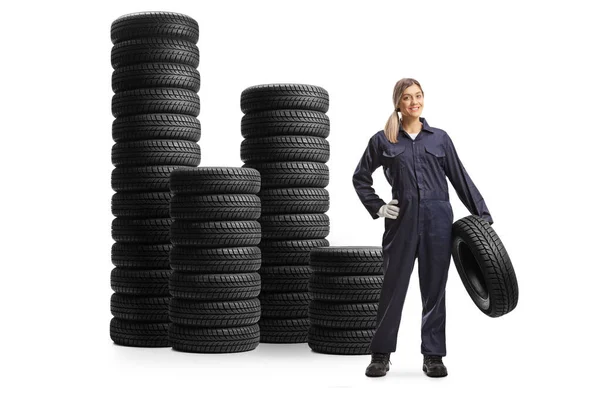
[111,243,171,269]
[308,275,383,303]
[258,318,310,343]
[111,218,172,244]
[169,167,261,195]
[259,214,329,240]
[309,246,383,275]
[110,268,171,296]
[169,298,261,327]
[169,194,261,220]
[111,140,201,167]
[112,88,200,118]
[259,188,329,214]
[113,114,201,143]
[241,110,329,139]
[451,215,518,317]
[309,301,378,329]
[240,136,330,163]
[169,246,261,273]
[112,63,200,93]
[169,324,260,353]
[111,11,199,44]
[170,220,261,247]
[308,327,374,355]
[240,84,329,113]
[110,294,170,322]
[111,38,199,69]
[111,165,187,192]
[260,265,311,292]
[111,192,171,218]
[169,272,261,301]
[110,318,170,347]
[242,162,329,189]
[260,238,329,266]
[258,292,310,318]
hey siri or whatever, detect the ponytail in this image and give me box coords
[384,110,400,143]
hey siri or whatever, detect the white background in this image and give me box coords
[2,0,598,398]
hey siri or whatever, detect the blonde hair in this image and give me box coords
[384,78,424,143]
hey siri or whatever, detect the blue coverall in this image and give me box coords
[352,117,493,356]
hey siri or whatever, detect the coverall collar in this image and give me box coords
[398,117,434,140]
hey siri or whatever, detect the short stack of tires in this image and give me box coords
[240,83,331,343]
[308,247,384,355]
[167,167,262,353]
[109,11,201,347]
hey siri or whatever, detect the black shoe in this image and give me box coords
[365,353,391,377]
[422,355,448,377]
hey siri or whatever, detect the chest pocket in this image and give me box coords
[424,145,446,171]
[381,145,406,169]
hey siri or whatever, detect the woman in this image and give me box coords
[352,78,493,378]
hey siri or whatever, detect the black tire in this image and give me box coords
[260,238,329,265]
[112,88,200,118]
[169,272,261,300]
[111,218,172,244]
[113,114,201,143]
[110,268,171,296]
[111,11,199,44]
[260,265,311,292]
[112,63,200,93]
[258,318,310,343]
[241,110,330,139]
[170,246,261,273]
[111,140,201,167]
[242,162,328,189]
[169,194,261,220]
[169,324,260,353]
[308,275,383,303]
[111,243,171,270]
[259,292,310,318]
[111,38,199,69]
[452,215,518,317]
[309,301,378,329]
[169,167,261,194]
[308,327,374,355]
[110,318,170,347]
[112,165,187,192]
[259,188,329,214]
[240,84,329,113]
[240,136,329,163]
[111,192,171,218]
[309,246,383,275]
[110,294,170,322]
[259,214,329,240]
[169,298,261,327]
[170,220,261,247]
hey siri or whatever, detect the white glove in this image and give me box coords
[377,199,399,219]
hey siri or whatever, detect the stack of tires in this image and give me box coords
[109,12,201,347]
[168,167,262,353]
[308,247,384,355]
[240,83,331,343]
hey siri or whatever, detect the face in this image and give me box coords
[398,84,424,118]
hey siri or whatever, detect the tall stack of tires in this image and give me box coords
[109,12,201,347]
[168,167,262,353]
[240,84,331,343]
[308,247,384,355]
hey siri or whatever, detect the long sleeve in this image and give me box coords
[352,135,386,219]
[443,133,493,225]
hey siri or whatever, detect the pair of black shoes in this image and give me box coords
[365,353,448,377]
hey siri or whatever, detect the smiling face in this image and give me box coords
[398,84,424,118]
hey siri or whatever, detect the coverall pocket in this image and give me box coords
[425,145,445,171]
[382,146,406,175]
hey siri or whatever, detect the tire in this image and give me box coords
[113,114,201,143]
[169,324,260,353]
[111,140,201,167]
[169,167,261,194]
[309,246,383,275]
[240,84,329,113]
[111,38,199,69]
[169,298,261,327]
[259,214,329,240]
[308,275,383,303]
[259,188,329,214]
[308,327,374,355]
[169,246,261,273]
[259,292,310,318]
[110,294,170,322]
[111,11,199,44]
[240,136,329,163]
[241,110,329,139]
[111,192,171,218]
[170,220,261,247]
[110,268,171,296]
[111,243,171,269]
[451,215,518,317]
[112,63,200,93]
[309,301,378,329]
[260,238,329,265]
[169,272,261,300]
[112,88,200,118]
[169,194,261,220]
[111,165,187,192]
[260,265,311,292]
[111,218,172,244]
[242,162,328,188]
[258,318,310,343]
[110,318,170,347]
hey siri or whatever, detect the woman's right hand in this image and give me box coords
[377,199,399,219]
